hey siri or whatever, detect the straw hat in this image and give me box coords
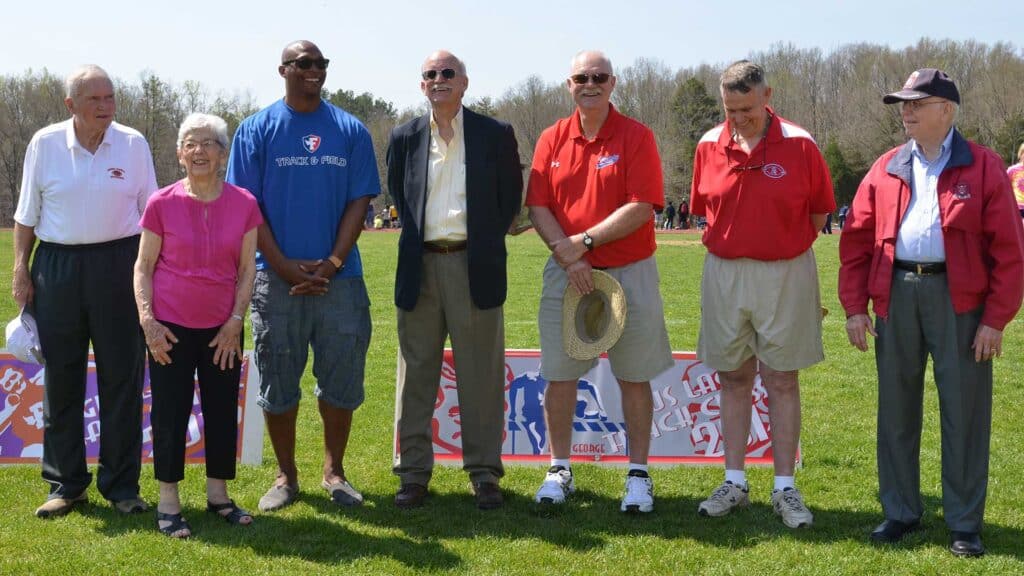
[562,270,627,360]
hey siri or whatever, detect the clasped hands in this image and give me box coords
[278,258,339,296]
[550,234,594,294]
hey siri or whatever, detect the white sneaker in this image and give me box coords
[620,472,654,513]
[772,487,814,528]
[535,466,575,504]
[697,480,750,517]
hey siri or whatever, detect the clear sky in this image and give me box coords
[2,0,1020,112]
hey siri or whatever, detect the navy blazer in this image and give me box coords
[386,107,523,311]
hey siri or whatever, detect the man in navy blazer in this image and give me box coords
[387,50,522,510]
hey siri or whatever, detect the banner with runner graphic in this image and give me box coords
[0,352,263,465]
[396,349,795,466]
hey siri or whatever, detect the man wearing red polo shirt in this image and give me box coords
[691,60,835,528]
[526,50,673,514]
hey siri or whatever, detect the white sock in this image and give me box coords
[774,476,795,492]
[628,464,649,473]
[725,469,746,488]
[551,458,571,470]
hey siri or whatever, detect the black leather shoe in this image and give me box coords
[870,519,920,543]
[950,531,984,558]
[472,482,503,510]
[394,484,428,509]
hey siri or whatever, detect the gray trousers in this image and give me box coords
[875,270,992,532]
[393,250,506,485]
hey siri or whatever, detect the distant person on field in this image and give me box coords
[838,204,849,229]
[839,68,1024,558]
[690,60,834,529]
[226,40,378,513]
[135,113,260,538]
[387,50,522,510]
[664,201,676,230]
[526,50,673,514]
[678,197,690,229]
[821,212,833,234]
[13,64,154,519]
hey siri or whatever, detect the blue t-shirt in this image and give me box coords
[226,99,380,277]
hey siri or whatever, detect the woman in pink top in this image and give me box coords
[134,113,262,538]
[1007,142,1024,218]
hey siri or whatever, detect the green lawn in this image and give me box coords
[0,230,1022,575]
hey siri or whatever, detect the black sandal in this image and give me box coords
[156,511,191,538]
[207,499,253,525]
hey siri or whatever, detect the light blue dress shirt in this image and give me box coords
[895,127,955,262]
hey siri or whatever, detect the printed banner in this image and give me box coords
[397,350,796,466]
[0,352,263,465]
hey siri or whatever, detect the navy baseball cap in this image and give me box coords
[883,68,960,104]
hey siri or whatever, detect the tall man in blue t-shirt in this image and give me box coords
[226,40,379,511]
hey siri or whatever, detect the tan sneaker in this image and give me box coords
[113,496,149,514]
[35,492,88,519]
[772,487,814,528]
[258,482,299,512]
[697,481,750,517]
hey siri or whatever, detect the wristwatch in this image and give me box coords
[327,254,344,269]
[582,231,595,251]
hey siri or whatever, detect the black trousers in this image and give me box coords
[32,236,144,501]
[149,322,242,482]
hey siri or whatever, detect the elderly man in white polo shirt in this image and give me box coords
[12,64,157,519]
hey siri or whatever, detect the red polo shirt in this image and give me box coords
[526,105,664,268]
[691,108,835,260]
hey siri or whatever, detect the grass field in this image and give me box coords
[0,230,1022,575]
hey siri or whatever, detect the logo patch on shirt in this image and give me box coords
[596,155,620,170]
[302,134,321,153]
[762,163,786,179]
[107,168,125,180]
[953,182,971,200]
[550,161,560,168]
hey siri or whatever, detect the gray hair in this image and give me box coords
[571,50,613,74]
[65,65,112,99]
[720,60,766,94]
[176,113,230,150]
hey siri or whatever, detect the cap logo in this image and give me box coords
[903,71,920,90]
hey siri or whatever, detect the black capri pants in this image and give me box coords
[149,321,242,482]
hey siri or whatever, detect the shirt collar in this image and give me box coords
[430,106,464,132]
[911,126,955,164]
[568,103,620,141]
[718,106,778,148]
[65,119,114,151]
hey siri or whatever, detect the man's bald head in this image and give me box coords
[282,40,321,63]
[422,50,466,76]
[570,51,613,75]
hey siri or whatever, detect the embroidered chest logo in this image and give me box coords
[302,134,322,153]
[762,163,786,179]
[550,161,560,168]
[107,168,126,180]
[596,154,620,170]
[953,183,971,200]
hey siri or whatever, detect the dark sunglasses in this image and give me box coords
[422,68,457,81]
[283,58,330,70]
[569,73,611,85]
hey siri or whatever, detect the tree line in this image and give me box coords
[2,38,1023,225]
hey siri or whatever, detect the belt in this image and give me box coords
[423,241,467,254]
[38,234,140,252]
[894,260,946,275]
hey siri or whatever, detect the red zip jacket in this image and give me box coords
[838,130,1024,330]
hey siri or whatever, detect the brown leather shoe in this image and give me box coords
[395,484,428,509]
[472,482,503,510]
[35,492,88,519]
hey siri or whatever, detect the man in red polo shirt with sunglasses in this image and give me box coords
[527,50,673,514]
[690,60,835,528]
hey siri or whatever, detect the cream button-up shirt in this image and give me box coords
[424,107,467,242]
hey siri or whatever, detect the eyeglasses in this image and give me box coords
[282,58,330,70]
[569,73,611,85]
[422,68,457,81]
[181,139,223,153]
[729,138,768,172]
[900,99,946,113]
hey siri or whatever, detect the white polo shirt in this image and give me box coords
[15,119,157,245]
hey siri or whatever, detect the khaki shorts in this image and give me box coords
[539,256,673,382]
[698,249,824,372]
